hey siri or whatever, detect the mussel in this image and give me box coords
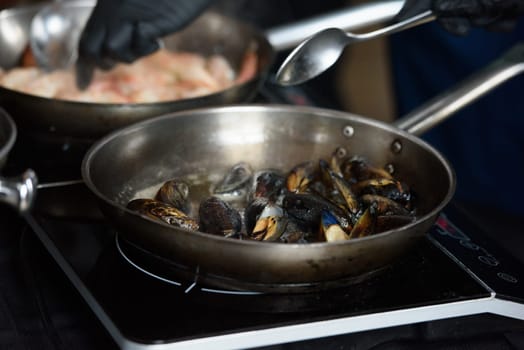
[348,204,377,239]
[320,210,350,242]
[252,169,286,202]
[353,178,412,209]
[155,179,190,212]
[286,161,317,193]
[342,158,393,181]
[213,162,253,202]
[325,167,360,215]
[244,197,269,234]
[250,203,288,241]
[127,198,199,231]
[283,192,351,231]
[360,194,411,216]
[198,196,242,237]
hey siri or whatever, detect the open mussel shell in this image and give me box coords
[127,198,199,231]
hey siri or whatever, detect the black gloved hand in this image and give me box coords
[78,0,212,67]
[396,0,524,36]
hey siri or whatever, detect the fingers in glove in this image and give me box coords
[78,17,106,65]
[132,29,161,58]
[103,22,139,63]
[75,57,95,90]
[432,0,480,17]
[438,17,472,35]
[433,0,524,18]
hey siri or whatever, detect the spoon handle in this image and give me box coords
[351,10,435,41]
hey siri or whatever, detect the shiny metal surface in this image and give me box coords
[0,5,273,138]
[0,169,38,213]
[0,3,40,69]
[0,0,411,138]
[0,108,16,168]
[0,108,37,213]
[276,10,435,86]
[30,0,94,71]
[82,105,456,291]
[265,0,404,51]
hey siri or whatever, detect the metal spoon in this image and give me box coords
[275,10,435,86]
[29,0,93,71]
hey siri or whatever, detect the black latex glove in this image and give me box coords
[76,0,212,88]
[79,0,212,64]
[396,0,524,35]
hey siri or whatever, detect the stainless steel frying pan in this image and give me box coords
[0,0,405,138]
[82,44,524,293]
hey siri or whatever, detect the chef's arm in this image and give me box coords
[397,0,524,35]
[77,0,213,68]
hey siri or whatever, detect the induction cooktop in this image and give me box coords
[22,185,524,350]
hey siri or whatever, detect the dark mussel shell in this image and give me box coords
[283,192,351,231]
[348,203,377,239]
[198,196,242,236]
[155,179,190,212]
[325,167,360,214]
[286,161,317,193]
[342,158,393,182]
[352,179,412,209]
[127,198,199,231]
[360,194,410,216]
[252,169,286,202]
[279,218,309,243]
[244,197,269,234]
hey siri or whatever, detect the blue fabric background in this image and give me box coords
[390,19,524,216]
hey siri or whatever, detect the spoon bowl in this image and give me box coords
[276,10,435,86]
[30,0,93,71]
[276,28,349,86]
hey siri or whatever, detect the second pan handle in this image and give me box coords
[264,0,404,51]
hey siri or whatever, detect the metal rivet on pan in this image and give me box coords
[343,126,354,138]
[391,139,402,153]
[334,146,347,158]
[385,163,395,175]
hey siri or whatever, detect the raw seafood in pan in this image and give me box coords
[0,49,257,103]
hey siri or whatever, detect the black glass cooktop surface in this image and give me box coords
[23,189,524,349]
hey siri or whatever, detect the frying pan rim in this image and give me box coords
[0,2,47,19]
[0,108,17,163]
[81,104,456,249]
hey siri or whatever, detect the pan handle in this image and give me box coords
[0,108,38,214]
[0,169,38,214]
[394,42,524,136]
[264,0,404,51]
